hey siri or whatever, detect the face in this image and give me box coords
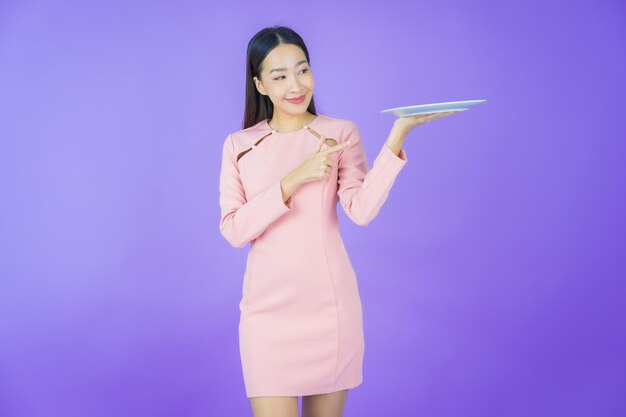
[253,43,314,118]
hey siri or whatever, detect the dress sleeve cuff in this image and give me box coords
[277,180,294,210]
[376,143,408,171]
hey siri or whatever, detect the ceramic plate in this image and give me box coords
[381,99,486,117]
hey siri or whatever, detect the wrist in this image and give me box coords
[390,123,408,139]
[281,172,301,198]
[386,127,406,156]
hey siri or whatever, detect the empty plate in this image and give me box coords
[381,99,486,117]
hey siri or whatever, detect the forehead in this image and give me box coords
[263,44,307,72]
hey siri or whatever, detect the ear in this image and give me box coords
[253,76,267,96]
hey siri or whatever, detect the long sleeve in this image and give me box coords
[219,134,293,248]
[336,121,408,226]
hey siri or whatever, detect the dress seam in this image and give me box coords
[321,170,341,393]
[237,134,249,200]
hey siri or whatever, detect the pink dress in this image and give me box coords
[219,114,408,397]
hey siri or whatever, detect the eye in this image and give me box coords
[274,68,310,80]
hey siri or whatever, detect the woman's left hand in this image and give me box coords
[392,111,461,135]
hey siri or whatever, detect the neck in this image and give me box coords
[269,112,316,132]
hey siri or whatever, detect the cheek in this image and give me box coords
[304,75,314,89]
[268,87,285,99]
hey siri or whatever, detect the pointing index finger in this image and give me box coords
[320,140,352,155]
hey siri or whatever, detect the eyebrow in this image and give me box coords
[269,59,309,74]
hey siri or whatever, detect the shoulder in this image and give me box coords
[315,114,354,127]
[311,114,359,142]
[223,119,270,155]
[222,114,359,153]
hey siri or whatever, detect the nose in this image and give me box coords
[289,76,302,94]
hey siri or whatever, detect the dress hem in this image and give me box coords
[245,378,363,398]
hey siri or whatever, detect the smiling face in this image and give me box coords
[253,43,314,119]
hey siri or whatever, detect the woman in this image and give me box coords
[218,26,456,417]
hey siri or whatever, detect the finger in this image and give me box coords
[434,111,455,120]
[419,111,455,119]
[427,112,449,122]
[412,113,436,122]
[320,140,352,155]
[311,136,326,153]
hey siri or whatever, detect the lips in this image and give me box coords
[287,95,305,104]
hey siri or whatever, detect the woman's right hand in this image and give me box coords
[280,137,352,204]
[291,137,352,185]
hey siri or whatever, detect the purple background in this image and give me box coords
[1,1,625,416]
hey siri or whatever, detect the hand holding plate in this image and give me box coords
[393,111,460,135]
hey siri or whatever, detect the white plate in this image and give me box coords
[380,99,486,117]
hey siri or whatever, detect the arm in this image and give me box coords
[219,134,293,248]
[337,121,408,226]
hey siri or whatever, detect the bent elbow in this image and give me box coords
[219,222,248,248]
[347,211,372,227]
[223,232,248,248]
[354,218,372,227]
[228,236,248,248]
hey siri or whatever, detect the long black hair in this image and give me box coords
[243,26,318,130]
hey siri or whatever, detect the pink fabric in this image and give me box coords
[219,114,407,397]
